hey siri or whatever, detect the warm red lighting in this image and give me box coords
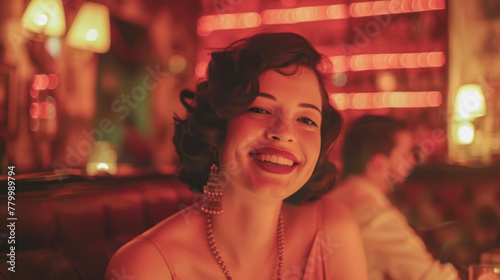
[30,118,39,131]
[294,7,308,22]
[218,14,236,30]
[429,0,446,9]
[33,74,49,90]
[331,56,348,72]
[198,1,444,34]
[281,0,297,8]
[427,52,445,67]
[330,52,445,72]
[40,101,48,119]
[349,2,358,17]
[198,13,261,36]
[417,92,427,107]
[262,10,275,24]
[197,16,216,36]
[260,5,347,25]
[350,0,445,17]
[428,91,442,107]
[373,54,387,69]
[329,93,348,110]
[327,5,347,19]
[46,96,57,119]
[381,92,390,107]
[48,74,59,89]
[47,103,56,119]
[30,102,41,119]
[388,54,398,68]
[352,94,363,109]
[37,100,56,119]
[196,61,209,78]
[417,53,427,67]
[373,1,391,15]
[30,87,39,99]
[29,98,57,119]
[330,91,442,110]
[239,13,261,28]
[411,0,422,11]
[362,2,374,17]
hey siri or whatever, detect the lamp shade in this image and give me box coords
[21,0,66,36]
[66,2,110,53]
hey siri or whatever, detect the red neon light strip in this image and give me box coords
[197,0,445,35]
[196,51,444,78]
[330,52,445,72]
[329,91,442,110]
[198,12,262,36]
[350,0,445,17]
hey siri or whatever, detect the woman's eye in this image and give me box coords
[248,107,270,114]
[297,117,318,127]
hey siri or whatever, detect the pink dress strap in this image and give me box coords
[301,200,329,280]
[138,236,181,280]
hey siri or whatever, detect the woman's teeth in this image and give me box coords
[255,154,294,166]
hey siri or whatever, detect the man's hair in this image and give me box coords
[342,115,408,177]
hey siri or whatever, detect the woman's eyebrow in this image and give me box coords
[258,92,322,114]
[257,92,277,101]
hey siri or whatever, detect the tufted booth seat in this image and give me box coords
[0,172,195,280]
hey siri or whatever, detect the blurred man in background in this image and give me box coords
[325,115,459,280]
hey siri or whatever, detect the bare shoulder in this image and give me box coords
[105,239,173,280]
[145,203,206,241]
[320,196,358,230]
[106,205,206,280]
[318,197,368,279]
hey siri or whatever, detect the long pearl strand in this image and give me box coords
[206,214,285,280]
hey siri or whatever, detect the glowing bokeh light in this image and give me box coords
[457,122,475,144]
[30,102,41,119]
[97,163,110,170]
[33,74,49,91]
[46,96,57,119]
[48,74,59,89]
[454,84,486,120]
[40,101,48,119]
[169,55,187,74]
[36,13,48,26]
[196,61,209,78]
[30,118,40,131]
[327,5,347,19]
[86,28,98,42]
[45,36,62,58]
[332,72,348,87]
[30,87,39,99]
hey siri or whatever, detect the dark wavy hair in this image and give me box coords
[173,32,342,205]
[342,115,408,177]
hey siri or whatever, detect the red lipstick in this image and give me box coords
[250,147,299,174]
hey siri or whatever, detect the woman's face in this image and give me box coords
[219,66,323,200]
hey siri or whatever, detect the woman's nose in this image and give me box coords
[265,115,296,143]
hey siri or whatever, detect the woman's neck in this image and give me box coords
[209,185,283,268]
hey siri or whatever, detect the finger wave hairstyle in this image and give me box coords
[173,32,342,205]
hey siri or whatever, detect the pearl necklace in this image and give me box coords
[206,214,285,280]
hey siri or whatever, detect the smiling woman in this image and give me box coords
[106,32,368,280]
